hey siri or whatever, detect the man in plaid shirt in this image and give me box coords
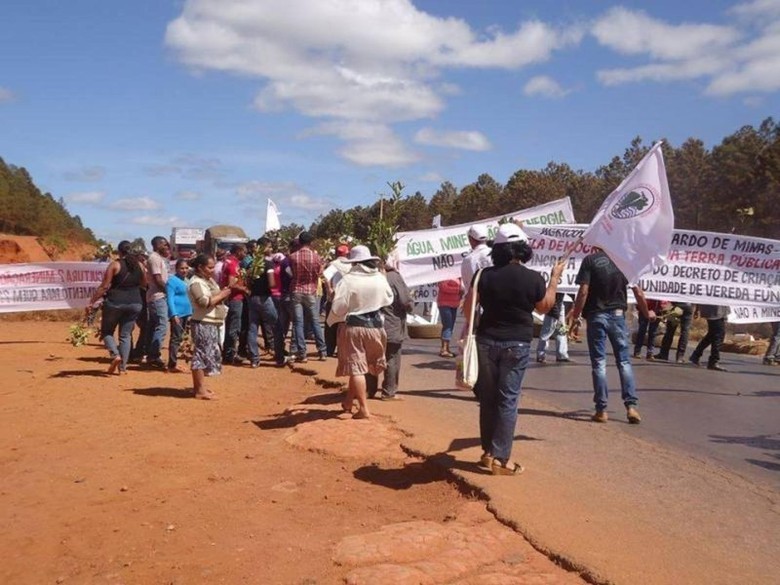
[289,231,327,362]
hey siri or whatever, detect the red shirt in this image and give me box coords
[437,279,462,308]
[289,247,322,295]
[221,255,245,302]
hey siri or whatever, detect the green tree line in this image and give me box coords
[307,118,780,241]
[0,157,98,247]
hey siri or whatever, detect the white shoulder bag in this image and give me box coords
[456,269,483,390]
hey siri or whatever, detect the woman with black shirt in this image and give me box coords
[87,241,148,375]
[463,223,564,475]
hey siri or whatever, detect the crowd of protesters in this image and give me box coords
[87,231,414,406]
[87,224,778,473]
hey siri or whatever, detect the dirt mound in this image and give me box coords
[0,234,96,263]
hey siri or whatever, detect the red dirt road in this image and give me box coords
[0,321,583,584]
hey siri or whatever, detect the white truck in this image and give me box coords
[170,227,205,260]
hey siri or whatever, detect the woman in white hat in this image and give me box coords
[326,245,394,419]
[462,223,565,475]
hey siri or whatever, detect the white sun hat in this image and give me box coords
[344,244,380,263]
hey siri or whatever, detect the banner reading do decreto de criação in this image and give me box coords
[522,225,780,324]
[0,262,105,313]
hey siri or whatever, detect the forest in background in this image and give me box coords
[0,157,98,254]
[1,118,778,255]
[305,117,779,244]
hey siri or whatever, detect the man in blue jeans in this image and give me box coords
[145,235,171,369]
[568,249,654,424]
[288,231,327,362]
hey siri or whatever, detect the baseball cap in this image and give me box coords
[467,224,488,241]
[493,223,528,245]
[335,244,350,257]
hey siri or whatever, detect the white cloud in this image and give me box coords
[165,0,581,166]
[0,87,15,103]
[144,164,181,177]
[592,7,739,61]
[175,190,202,201]
[235,181,333,213]
[144,154,225,181]
[63,166,105,182]
[66,191,105,205]
[523,75,570,98]
[288,194,332,212]
[129,215,183,226]
[730,0,780,20]
[109,196,162,211]
[414,128,491,151]
[593,6,780,95]
[306,121,419,166]
[419,171,444,183]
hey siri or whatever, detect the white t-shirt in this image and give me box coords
[461,243,492,295]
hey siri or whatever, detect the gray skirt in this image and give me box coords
[190,321,222,376]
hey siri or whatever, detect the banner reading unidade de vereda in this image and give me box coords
[522,225,780,324]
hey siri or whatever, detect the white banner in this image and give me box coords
[0,262,105,313]
[523,225,780,323]
[394,197,575,287]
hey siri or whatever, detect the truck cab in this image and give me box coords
[170,227,205,260]
[198,225,249,256]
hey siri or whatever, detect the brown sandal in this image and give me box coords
[107,356,122,376]
[491,459,524,476]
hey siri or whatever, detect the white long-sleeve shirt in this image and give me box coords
[326,265,393,326]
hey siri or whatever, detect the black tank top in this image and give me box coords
[107,259,143,304]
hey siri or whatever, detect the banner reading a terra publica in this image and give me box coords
[522,225,780,324]
[0,262,105,313]
[394,197,576,288]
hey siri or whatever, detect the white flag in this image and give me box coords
[265,199,281,233]
[582,142,674,284]
[431,214,442,228]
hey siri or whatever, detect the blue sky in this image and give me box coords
[1,0,778,245]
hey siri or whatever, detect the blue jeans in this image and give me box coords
[475,337,530,463]
[223,299,244,361]
[148,297,169,363]
[168,316,190,368]
[292,292,326,356]
[536,314,569,360]
[634,315,659,356]
[586,311,638,412]
[439,306,458,342]
[101,301,142,371]
[247,295,278,364]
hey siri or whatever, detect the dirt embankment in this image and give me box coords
[0,233,96,263]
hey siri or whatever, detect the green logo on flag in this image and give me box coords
[610,186,656,220]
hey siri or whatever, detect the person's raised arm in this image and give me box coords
[534,260,565,314]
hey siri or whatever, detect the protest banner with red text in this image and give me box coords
[523,225,780,323]
[0,262,105,313]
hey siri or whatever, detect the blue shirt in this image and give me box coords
[166,274,193,318]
